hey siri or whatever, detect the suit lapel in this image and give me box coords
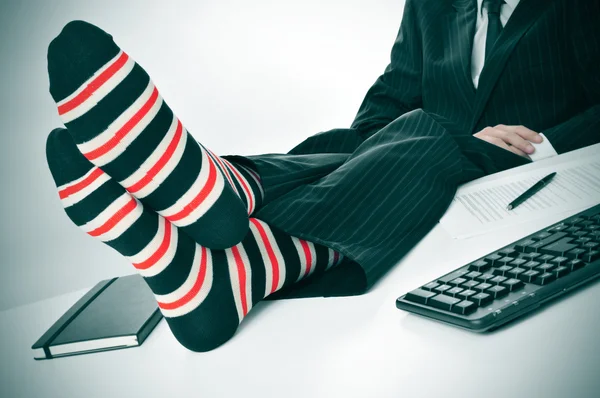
[444,0,478,110]
[469,0,554,132]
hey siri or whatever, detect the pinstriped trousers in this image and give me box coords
[223,109,530,299]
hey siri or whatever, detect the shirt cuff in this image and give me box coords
[528,133,558,162]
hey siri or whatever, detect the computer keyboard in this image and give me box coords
[396,203,600,332]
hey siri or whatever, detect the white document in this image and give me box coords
[439,144,600,239]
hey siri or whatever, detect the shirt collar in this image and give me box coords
[478,0,520,15]
[504,0,520,10]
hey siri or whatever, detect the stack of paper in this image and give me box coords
[440,144,600,239]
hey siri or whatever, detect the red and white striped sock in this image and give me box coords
[46,128,344,352]
[47,20,263,249]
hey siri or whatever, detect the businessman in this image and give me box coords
[45,0,599,351]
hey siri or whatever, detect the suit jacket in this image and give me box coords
[349,0,600,157]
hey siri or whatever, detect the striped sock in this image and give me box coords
[46,20,263,249]
[46,128,343,352]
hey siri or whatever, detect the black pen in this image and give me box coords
[507,172,557,211]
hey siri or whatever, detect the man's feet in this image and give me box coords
[47,20,262,249]
[46,128,343,351]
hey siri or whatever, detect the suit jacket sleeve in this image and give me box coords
[349,0,423,141]
[540,0,600,154]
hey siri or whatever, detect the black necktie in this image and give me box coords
[483,0,504,60]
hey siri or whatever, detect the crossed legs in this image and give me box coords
[45,21,343,352]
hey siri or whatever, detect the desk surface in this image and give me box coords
[2,209,600,398]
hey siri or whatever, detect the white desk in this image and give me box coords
[2,206,599,398]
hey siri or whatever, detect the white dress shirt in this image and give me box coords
[470,0,558,160]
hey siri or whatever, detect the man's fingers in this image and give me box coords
[505,144,528,158]
[489,126,535,154]
[496,124,543,143]
[476,134,528,158]
[476,134,506,149]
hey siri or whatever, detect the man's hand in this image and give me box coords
[473,125,543,158]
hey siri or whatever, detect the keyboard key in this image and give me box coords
[493,265,513,276]
[507,267,527,278]
[582,251,600,263]
[587,225,600,231]
[485,254,503,264]
[448,277,467,287]
[475,273,496,282]
[553,266,570,278]
[438,270,469,283]
[473,282,493,292]
[520,252,542,260]
[486,285,508,299]
[575,237,593,245]
[423,282,440,291]
[536,263,556,272]
[522,261,540,269]
[509,258,528,267]
[526,232,568,252]
[502,278,524,291]
[518,269,540,283]
[434,284,452,294]
[572,231,589,238]
[458,289,478,300]
[566,248,587,259]
[429,295,461,311]
[405,288,437,304]
[566,226,581,234]
[583,241,599,251]
[515,240,537,252]
[537,254,555,263]
[548,223,568,232]
[531,232,552,240]
[566,217,585,225]
[452,300,477,315]
[496,256,514,265]
[498,248,518,257]
[465,271,482,279]
[549,256,568,266]
[446,287,464,296]
[533,272,557,285]
[490,275,508,284]
[461,280,480,289]
[566,259,585,271]
[471,292,493,306]
[468,260,491,272]
[540,238,578,256]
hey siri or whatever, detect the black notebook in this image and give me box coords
[32,274,163,360]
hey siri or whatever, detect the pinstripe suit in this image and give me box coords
[225,0,600,299]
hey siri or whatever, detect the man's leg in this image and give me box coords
[245,110,487,297]
[46,128,344,351]
[47,21,263,249]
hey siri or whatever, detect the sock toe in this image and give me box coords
[47,20,120,102]
[46,127,94,186]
